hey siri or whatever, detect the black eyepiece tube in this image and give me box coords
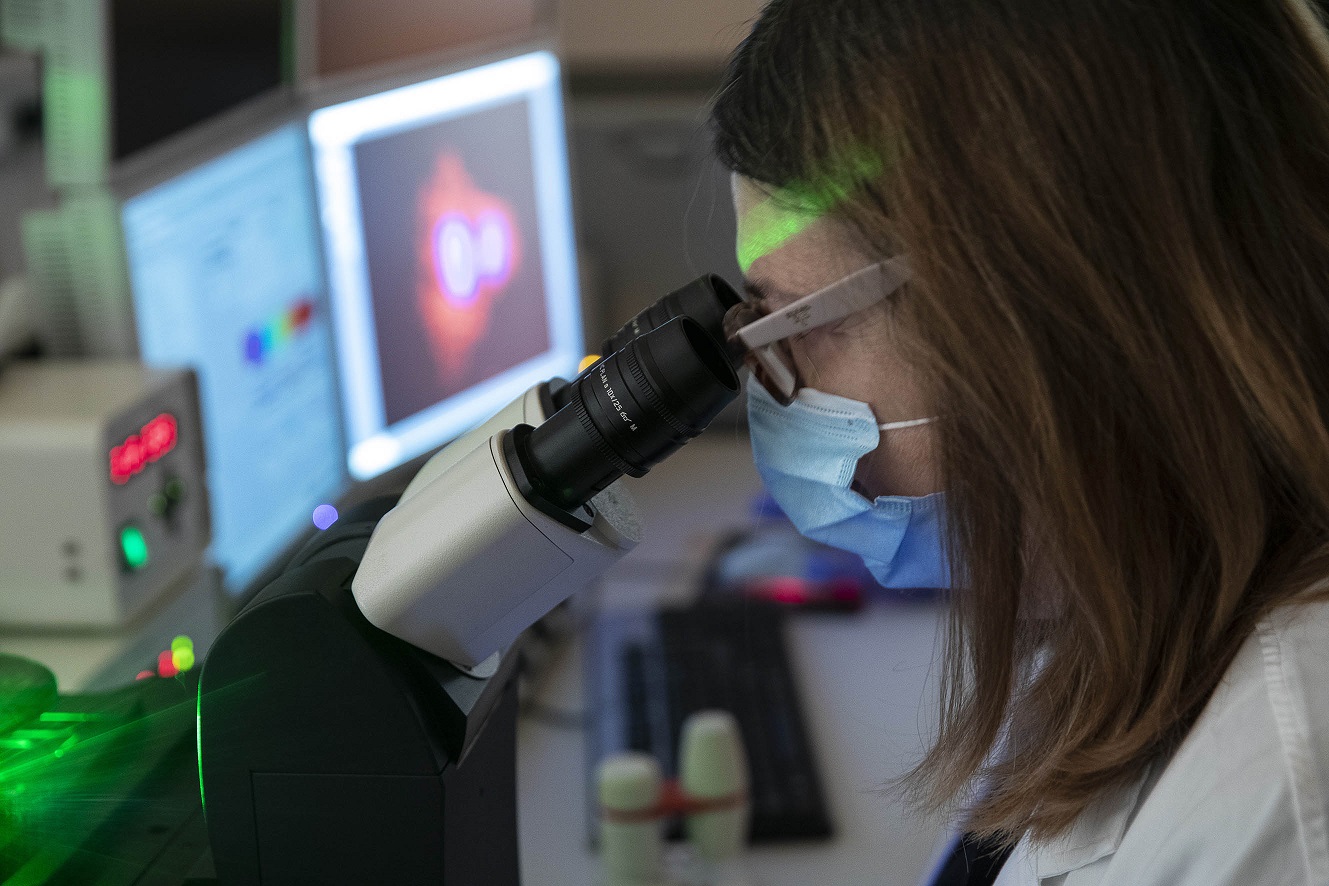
[601,274,743,364]
[517,317,739,511]
[548,275,744,414]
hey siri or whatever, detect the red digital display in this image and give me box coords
[110,414,178,485]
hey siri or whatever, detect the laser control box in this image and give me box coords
[0,361,209,627]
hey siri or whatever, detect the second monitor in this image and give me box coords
[120,120,346,596]
[309,50,584,481]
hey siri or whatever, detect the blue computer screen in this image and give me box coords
[122,123,345,593]
[309,50,584,480]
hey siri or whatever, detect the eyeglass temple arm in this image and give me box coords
[735,256,912,351]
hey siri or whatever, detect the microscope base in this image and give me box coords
[199,544,521,886]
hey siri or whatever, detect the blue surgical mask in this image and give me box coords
[747,382,950,589]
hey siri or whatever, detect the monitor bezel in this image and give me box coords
[102,0,294,177]
[109,100,307,207]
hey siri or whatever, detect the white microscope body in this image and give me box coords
[350,284,742,671]
[352,398,642,668]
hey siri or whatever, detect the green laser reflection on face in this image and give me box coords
[737,197,822,274]
[734,148,888,274]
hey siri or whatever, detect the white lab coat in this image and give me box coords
[992,596,1329,886]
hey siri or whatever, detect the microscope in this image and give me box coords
[197,277,742,885]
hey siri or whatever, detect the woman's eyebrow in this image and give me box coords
[741,277,769,305]
[741,276,800,309]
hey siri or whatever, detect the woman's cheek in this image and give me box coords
[856,424,942,498]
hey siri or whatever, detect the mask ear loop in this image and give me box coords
[879,416,936,431]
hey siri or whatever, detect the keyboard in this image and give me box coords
[585,603,833,844]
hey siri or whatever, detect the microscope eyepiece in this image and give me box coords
[548,275,744,414]
[601,275,743,366]
[516,317,739,511]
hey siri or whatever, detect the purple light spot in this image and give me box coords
[431,209,516,306]
[477,215,507,276]
[475,210,515,286]
[433,215,478,305]
[244,331,264,365]
[312,504,339,531]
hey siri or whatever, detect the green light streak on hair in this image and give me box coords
[736,145,889,273]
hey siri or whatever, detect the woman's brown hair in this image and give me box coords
[714,0,1329,843]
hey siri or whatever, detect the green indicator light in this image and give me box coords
[120,525,149,570]
[171,635,193,653]
[173,648,195,673]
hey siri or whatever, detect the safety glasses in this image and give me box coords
[723,256,912,405]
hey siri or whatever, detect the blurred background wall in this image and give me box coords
[312,0,545,78]
[307,0,761,76]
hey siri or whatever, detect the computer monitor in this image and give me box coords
[112,0,288,161]
[120,120,346,594]
[308,49,584,481]
[2,0,289,185]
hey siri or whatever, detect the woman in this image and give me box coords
[712,1,1329,883]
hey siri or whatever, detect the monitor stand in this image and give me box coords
[197,500,521,886]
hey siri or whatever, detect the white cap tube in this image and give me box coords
[598,752,665,885]
[679,710,750,863]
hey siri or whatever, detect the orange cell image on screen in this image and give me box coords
[417,153,522,385]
